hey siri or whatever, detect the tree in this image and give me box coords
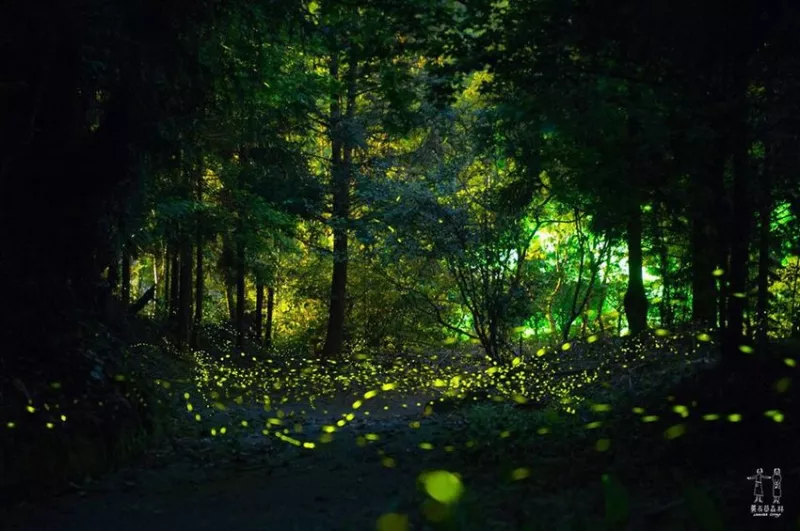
[363,82,551,361]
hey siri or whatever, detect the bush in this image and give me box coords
[0,315,176,505]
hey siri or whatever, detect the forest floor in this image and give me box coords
[7,391,438,531]
[5,336,800,531]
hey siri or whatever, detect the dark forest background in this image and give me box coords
[1,0,799,529]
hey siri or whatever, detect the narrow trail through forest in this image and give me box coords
[8,392,451,531]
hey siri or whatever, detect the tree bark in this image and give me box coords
[255,283,264,341]
[624,205,649,335]
[162,241,170,318]
[652,206,672,327]
[169,243,180,322]
[562,229,603,341]
[690,142,726,329]
[222,234,236,322]
[177,234,192,345]
[563,210,587,341]
[235,237,246,350]
[225,282,236,323]
[192,165,205,349]
[108,243,120,295]
[322,46,356,358]
[594,247,612,331]
[791,260,800,339]
[755,142,772,351]
[129,285,155,315]
[121,238,131,306]
[723,90,752,361]
[266,286,275,349]
[152,253,160,317]
[547,248,563,335]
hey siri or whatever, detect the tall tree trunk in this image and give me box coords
[690,144,726,329]
[266,286,275,349]
[255,283,264,341]
[235,237,246,350]
[225,282,236,322]
[152,253,160,317]
[594,247,612,331]
[690,215,715,326]
[177,234,192,345]
[162,241,170,318]
[755,143,773,352]
[108,242,120,295]
[235,148,248,349]
[192,164,205,349]
[791,260,800,338]
[121,238,131,306]
[129,285,155,315]
[652,206,672,327]
[222,234,236,322]
[657,249,671,328]
[624,205,649,335]
[562,211,586,341]
[191,235,204,348]
[547,248,563,335]
[562,234,603,341]
[135,259,144,299]
[322,47,356,358]
[169,243,180,323]
[723,92,752,362]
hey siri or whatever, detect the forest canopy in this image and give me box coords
[7,0,794,365]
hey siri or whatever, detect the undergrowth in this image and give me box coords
[3,324,798,530]
[0,314,184,506]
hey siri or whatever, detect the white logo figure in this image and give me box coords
[748,467,784,518]
[772,468,782,505]
[747,468,770,504]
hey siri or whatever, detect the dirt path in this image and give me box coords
[10,447,419,531]
[7,392,447,531]
[8,359,796,531]
[7,393,796,531]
